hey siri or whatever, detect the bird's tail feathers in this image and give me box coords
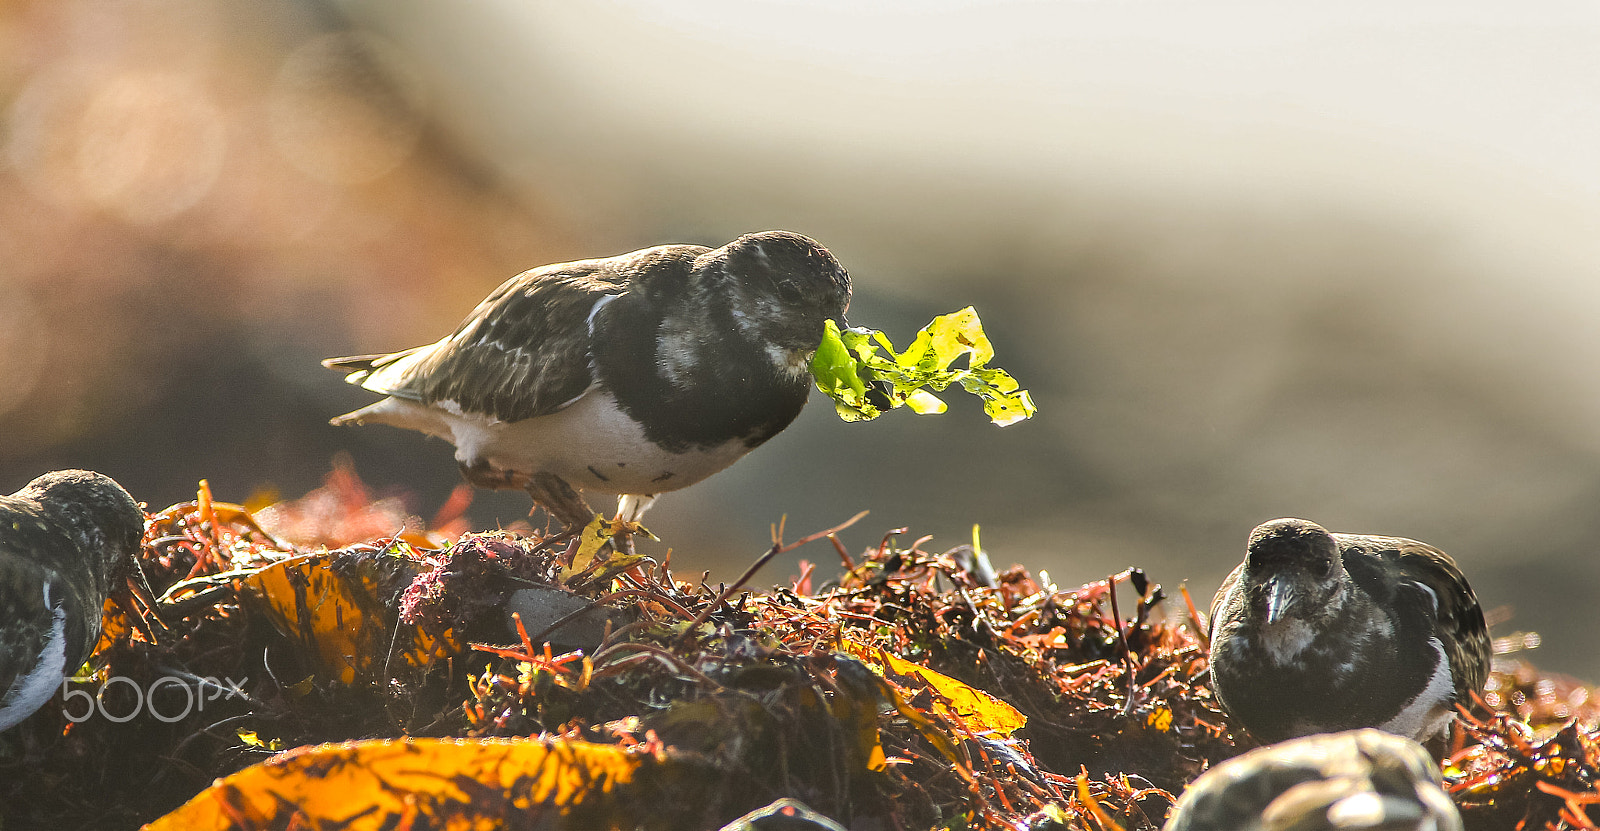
[321,353,389,371]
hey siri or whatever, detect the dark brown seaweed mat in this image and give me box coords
[1,475,1596,830]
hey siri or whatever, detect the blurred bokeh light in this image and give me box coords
[4,0,1600,678]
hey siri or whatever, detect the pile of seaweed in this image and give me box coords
[1,472,1596,830]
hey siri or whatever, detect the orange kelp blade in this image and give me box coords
[239,550,459,686]
[144,737,651,831]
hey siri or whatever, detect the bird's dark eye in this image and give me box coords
[776,280,804,302]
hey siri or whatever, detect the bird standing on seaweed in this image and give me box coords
[0,470,145,732]
[1208,517,1490,744]
[325,230,851,533]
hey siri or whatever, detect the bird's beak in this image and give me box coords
[1263,578,1301,625]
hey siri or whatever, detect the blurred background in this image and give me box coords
[2,0,1598,677]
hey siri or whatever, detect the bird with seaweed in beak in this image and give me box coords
[325,231,851,537]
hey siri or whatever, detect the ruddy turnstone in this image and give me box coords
[0,470,144,732]
[717,798,848,831]
[324,231,851,530]
[1208,518,1490,744]
[1164,729,1462,831]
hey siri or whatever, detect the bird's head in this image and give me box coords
[23,470,145,586]
[1245,518,1348,625]
[705,230,852,360]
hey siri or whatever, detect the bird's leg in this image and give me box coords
[459,460,524,490]
[616,494,657,524]
[609,494,658,556]
[525,472,600,536]
[609,531,635,557]
[460,461,592,536]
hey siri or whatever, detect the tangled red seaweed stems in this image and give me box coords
[3,473,1599,829]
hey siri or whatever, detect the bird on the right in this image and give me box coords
[1208,518,1490,745]
[1163,728,1463,831]
[716,798,847,831]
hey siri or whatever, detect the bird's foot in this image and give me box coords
[608,493,661,556]
[584,514,656,558]
[458,460,529,491]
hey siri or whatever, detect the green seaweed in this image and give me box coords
[810,306,1036,426]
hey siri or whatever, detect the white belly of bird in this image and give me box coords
[0,583,69,732]
[431,390,753,496]
[1379,636,1456,740]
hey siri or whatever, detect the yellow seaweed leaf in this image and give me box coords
[823,658,891,773]
[840,640,1027,737]
[143,737,647,831]
[559,516,655,587]
[1145,706,1174,732]
[239,551,458,686]
[875,669,972,782]
[559,515,613,583]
